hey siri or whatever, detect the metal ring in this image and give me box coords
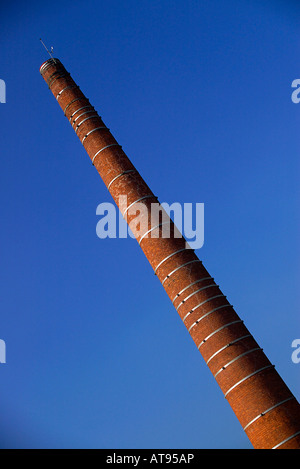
[82,126,108,144]
[46,71,65,88]
[206,334,252,364]
[187,303,231,333]
[243,397,295,431]
[161,260,202,286]
[184,295,226,322]
[172,277,213,303]
[48,73,69,89]
[40,58,61,75]
[69,105,93,122]
[214,347,262,378]
[64,98,86,115]
[224,365,275,398]
[272,430,300,449]
[176,284,218,311]
[154,249,187,275]
[107,170,136,191]
[198,320,244,349]
[123,195,157,217]
[75,114,99,133]
[72,109,96,127]
[56,85,77,100]
[40,61,54,75]
[92,144,121,165]
[139,222,170,245]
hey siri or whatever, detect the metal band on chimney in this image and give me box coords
[92,144,121,165]
[123,195,157,217]
[213,347,262,378]
[272,430,300,450]
[40,58,61,75]
[224,365,275,398]
[46,71,61,86]
[154,249,187,275]
[70,106,94,122]
[69,105,92,120]
[48,73,70,89]
[198,320,244,349]
[64,98,86,115]
[176,284,218,311]
[243,397,295,431]
[139,222,170,245]
[206,334,252,364]
[72,110,97,127]
[56,85,77,100]
[107,170,137,190]
[183,294,226,322]
[188,304,232,333]
[46,71,67,88]
[82,127,108,144]
[172,277,213,303]
[162,260,202,286]
[75,114,99,132]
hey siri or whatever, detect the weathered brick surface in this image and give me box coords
[40,58,300,449]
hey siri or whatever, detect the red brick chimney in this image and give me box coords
[40,57,300,449]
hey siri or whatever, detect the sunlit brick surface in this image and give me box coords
[40,58,300,449]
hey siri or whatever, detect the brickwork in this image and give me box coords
[40,58,300,449]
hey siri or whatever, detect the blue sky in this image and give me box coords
[0,0,299,449]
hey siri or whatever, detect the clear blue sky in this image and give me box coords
[0,0,299,449]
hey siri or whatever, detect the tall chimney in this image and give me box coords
[40,58,300,449]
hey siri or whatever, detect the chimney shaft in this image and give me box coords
[40,58,300,449]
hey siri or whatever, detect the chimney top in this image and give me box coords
[39,58,62,75]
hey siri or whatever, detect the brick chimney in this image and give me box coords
[40,57,300,449]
